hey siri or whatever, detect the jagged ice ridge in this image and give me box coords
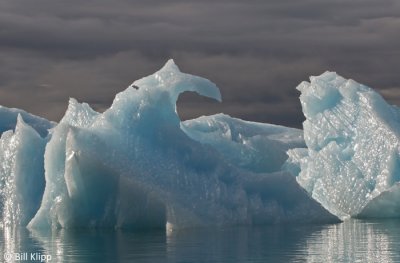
[285,72,400,219]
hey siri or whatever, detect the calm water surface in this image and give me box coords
[1,219,400,262]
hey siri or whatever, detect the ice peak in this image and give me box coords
[130,59,222,107]
[16,113,25,125]
[161,59,180,72]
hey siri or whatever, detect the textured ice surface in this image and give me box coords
[25,60,337,229]
[182,114,305,173]
[286,72,400,219]
[0,115,48,227]
[8,60,400,228]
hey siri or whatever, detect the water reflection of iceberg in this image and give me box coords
[0,228,47,263]
[300,220,400,263]
[28,228,167,263]
[2,221,400,262]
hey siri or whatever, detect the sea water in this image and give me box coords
[1,220,400,263]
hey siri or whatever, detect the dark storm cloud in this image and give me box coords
[1,0,400,127]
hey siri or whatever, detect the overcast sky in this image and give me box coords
[1,0,400,128]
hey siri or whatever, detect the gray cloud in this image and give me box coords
[1,0,400,128]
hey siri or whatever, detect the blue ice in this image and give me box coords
[27,60,336,229]
[286,72,400,219]
[11,60,399,229]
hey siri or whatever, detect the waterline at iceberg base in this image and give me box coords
[0,60,398,230]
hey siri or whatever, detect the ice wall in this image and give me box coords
[26,60,337,229]
[0,107,53,227]
[286,72,400,219]
[0,115,48,227]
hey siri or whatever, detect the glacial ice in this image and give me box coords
[26,60,337,229]
[285,72,400,219]
[9,59,400,230]
[0,106,53,227]
[0,115,48,227]
[181,114,305,173]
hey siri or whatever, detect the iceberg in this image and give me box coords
[285,72,400,219]
[6,59,400,228]
[24,60,337,229]
[0,115,48,227]
[0,106,53,227]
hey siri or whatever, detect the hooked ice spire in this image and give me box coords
[131,59,222,104]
